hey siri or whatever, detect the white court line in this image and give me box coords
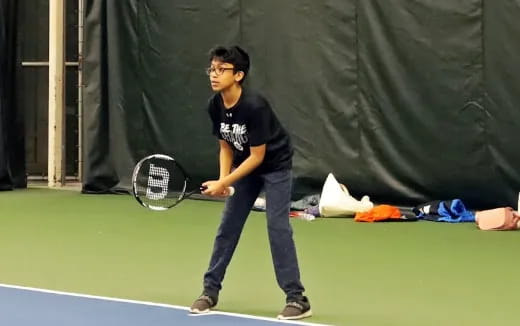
[0,283,332,326]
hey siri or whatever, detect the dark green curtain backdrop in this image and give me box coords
[0,0,26,191]
[82,0,520,209]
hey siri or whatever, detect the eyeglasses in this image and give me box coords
[206,66,235,76]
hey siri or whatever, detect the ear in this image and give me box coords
[234,71,245,83]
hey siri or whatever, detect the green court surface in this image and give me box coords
[0,188,519,326]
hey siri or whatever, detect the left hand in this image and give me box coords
[201,180,227,197]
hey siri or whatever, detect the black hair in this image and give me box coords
[208,45,250,84]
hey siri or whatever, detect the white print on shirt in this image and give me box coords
[220,123,248,151]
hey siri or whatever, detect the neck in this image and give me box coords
[220,84,242,109]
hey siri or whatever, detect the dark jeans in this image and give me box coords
[202,169,305,300]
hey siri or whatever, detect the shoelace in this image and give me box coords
[198,295,214,306]
[286,301,304,310]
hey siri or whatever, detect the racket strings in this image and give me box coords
[134,158,188,209]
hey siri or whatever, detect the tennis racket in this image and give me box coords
[132,154,235,211]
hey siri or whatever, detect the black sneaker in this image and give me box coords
[189,295,217,314]
[277,296,312,320]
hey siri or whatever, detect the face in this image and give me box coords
[207,59,244,92]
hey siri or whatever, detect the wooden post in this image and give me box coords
[48,0,66,187]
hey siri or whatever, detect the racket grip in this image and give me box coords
[200,185,235,197]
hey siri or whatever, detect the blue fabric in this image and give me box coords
[415,199,475,223]
[436,200,475,222]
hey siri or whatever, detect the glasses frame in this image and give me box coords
[206,66,235,76]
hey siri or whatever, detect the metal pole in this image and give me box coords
[48,0,66,187]
[78,0,84,182]
[21,62,78,66]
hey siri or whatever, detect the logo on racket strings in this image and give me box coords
[146,164,169,200]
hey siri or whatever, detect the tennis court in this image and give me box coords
[3,1,520,325]
[1,188,519,325]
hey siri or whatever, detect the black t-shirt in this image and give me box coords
[208,89,293,173]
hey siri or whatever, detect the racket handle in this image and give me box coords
[200,185,235,197]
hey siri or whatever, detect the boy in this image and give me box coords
[190,45,312,320]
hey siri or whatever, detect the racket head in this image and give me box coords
[132,154,190,210]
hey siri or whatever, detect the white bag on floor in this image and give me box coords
[318,173,373,217]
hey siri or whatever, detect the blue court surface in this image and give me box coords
[0,284,329,326]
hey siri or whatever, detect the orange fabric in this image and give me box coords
[354,205,402,222]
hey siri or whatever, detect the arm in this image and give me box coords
[219,140,233,179]
[220,144,265,187]
[203,143,266,196]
